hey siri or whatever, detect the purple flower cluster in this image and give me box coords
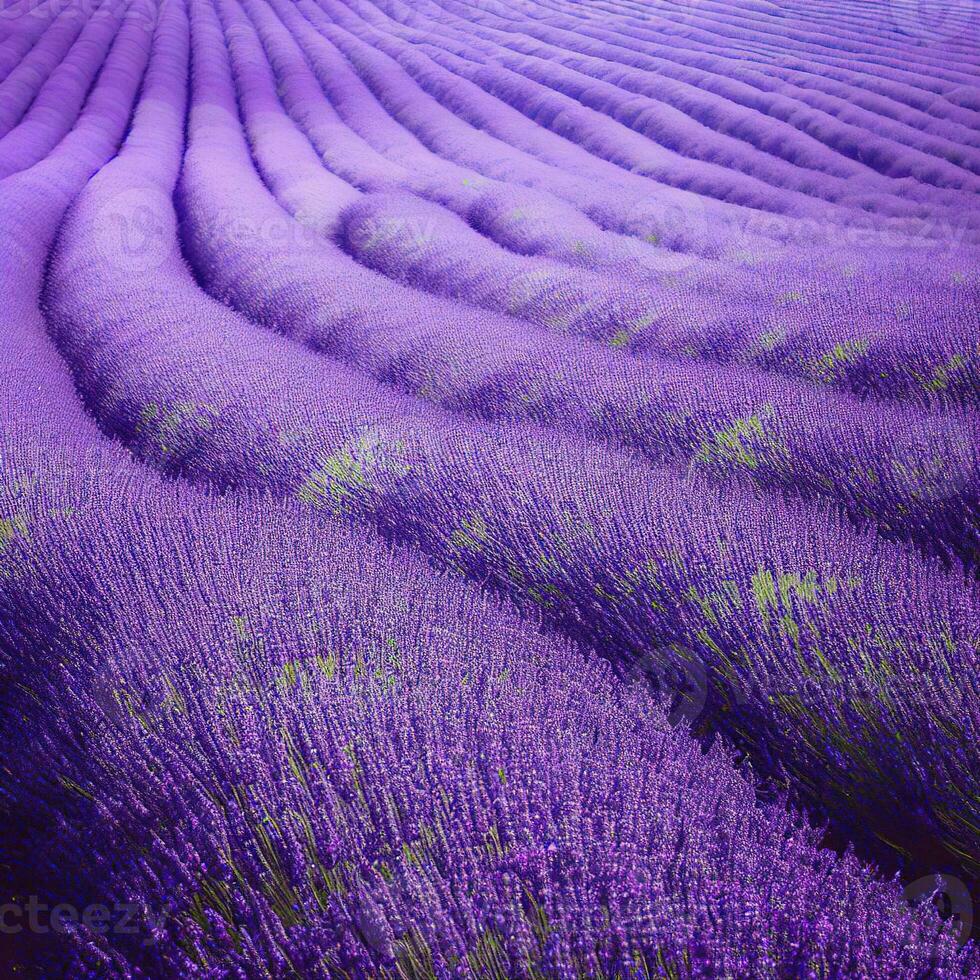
[0,0,977,975]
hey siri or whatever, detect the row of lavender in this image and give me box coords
[3,0,978,409]
[301,0,980,408]
[178,0,980,572]
[0,0,977,975]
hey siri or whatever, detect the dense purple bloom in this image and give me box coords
[1,0,978,975]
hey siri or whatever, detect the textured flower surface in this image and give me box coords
[0,0,977,976]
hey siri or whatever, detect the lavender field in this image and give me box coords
[0,0,978,975]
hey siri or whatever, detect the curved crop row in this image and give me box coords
[259,0,980,409]
[0,0,88,137]
[5,457,974,978]
[566,0,978,82]
[186,0,980,573]
[0,0,141,180]
[1,0,976,974]
[438,0,980,158]
[318,2,872,222]
[0,0,68,82]
[400,0,980,261]
[470,0,980,174]
[339,0,980,206]
[455,0,980,140]
[290,0,847,266]
[437,0,980,184]
[327,0,980,230]
[0,0,156,453]
[244,0,746,286]
[290,0,834,227]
